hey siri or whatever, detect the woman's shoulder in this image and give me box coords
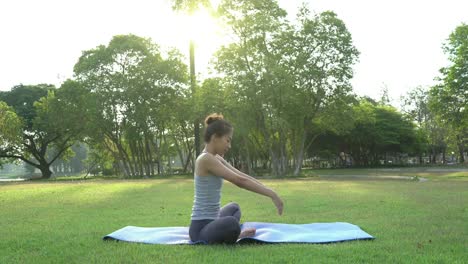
[196,152,212,162]
[195,153,213,174]
[196,153,224,176]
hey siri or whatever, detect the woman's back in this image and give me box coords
[191,154,224,220]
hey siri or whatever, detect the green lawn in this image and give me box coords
[301,167,468,181]
[0,173,23,179]
[1,175,467,263]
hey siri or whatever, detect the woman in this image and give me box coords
[189,113,284,244]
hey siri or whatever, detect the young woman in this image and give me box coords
[189,113,284,244]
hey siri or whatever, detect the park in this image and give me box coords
[0,167,467,263]
[0,0,467,263]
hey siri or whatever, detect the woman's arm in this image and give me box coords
[203,155,283,215]
[214,154,265,186]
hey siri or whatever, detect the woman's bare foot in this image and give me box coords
[238,228,256,239]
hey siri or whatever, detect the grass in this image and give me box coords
[0,173,24,179]
[0,172,467,263]
[301,167,468,181]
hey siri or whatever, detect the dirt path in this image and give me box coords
[317,175,428,182]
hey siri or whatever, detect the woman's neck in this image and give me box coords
[202,145,217,155]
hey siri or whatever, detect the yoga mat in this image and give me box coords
[103,222,374,245]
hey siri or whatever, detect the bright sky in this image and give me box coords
[0,0,466,107]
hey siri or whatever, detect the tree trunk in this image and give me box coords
[116,141,133,177]
[184,151,192,173]
[145,136,154,177]
[190,40,200,159]
[139,139,147,177]
[184,139,194,173]
[457,135,465,163]
[245,140,253,176]
[38,163,53,179]
[279,132,287,176]
[270,148,278,177]
[458,145,465,163]
[294,129,307,176]
[172,134,185,172]
[131,139,142,177]
[151,136,160,175]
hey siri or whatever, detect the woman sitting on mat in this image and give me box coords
[189,113,284,244]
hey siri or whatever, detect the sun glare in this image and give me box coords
[173,9,222,47]
[169,8,227,75]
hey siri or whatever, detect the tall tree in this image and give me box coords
[285,7,359,175]
[171,0,210,12]
[338,100,421,166]
[0,102,23,168]
[401,86,445,164]
[0,83,87,178]
[430,23,468,162]
[215,1,358,176]
[74,34,188,177]
[215,0,291,176]
[171,0,214,159]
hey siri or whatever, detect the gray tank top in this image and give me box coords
[191,174,224,220]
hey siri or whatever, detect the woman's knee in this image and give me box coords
[222,216,240,229]
[221,216,241,242]
[221,216,241,233]
[226,202,240,210]
[202,216,240,244]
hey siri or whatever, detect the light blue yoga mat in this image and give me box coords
[103,222,374,245]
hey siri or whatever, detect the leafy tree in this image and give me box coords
[215,0,289,176]
[171,0,216,158]
[429,23,468,162]
[50,143,88,175]
[0,83,86,178]
[379,83,391,105]
[401,86,446,163]
[0,102,23,168]
[334,100,421,166]
[215,1,358,175]
[172,0,211,13]
[74,34,189,177]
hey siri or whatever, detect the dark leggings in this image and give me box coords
[189,202,242,244]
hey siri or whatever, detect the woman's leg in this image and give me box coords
[219,202,241,221]
[197,216,241,244]
[189,219,213,242]
[218,202,256,240]
[190,202,252,244]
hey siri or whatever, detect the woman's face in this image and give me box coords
[213,131,233,156]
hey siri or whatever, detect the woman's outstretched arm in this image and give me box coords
[203,154,284,215]
[214,154,266,186]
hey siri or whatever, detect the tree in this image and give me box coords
[171,0,215,159]
[287,8,360,174]
[0,102,23,168]
[334,99,421,166]
[74,34,189,177]
[429,23,468,162]
[50,143,88,175]
[0,83,87,178]
[215,0,290,176]
[379,83,391,105]
[215,1,359,176]
[171,0,211,13]
[401,86,445,164]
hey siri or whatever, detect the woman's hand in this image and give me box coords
[271,193,284,216]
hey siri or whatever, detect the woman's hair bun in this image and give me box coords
[204,113,224,126]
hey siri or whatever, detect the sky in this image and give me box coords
[0,0,466,108]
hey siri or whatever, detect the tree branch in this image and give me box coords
[0,154,39,167]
